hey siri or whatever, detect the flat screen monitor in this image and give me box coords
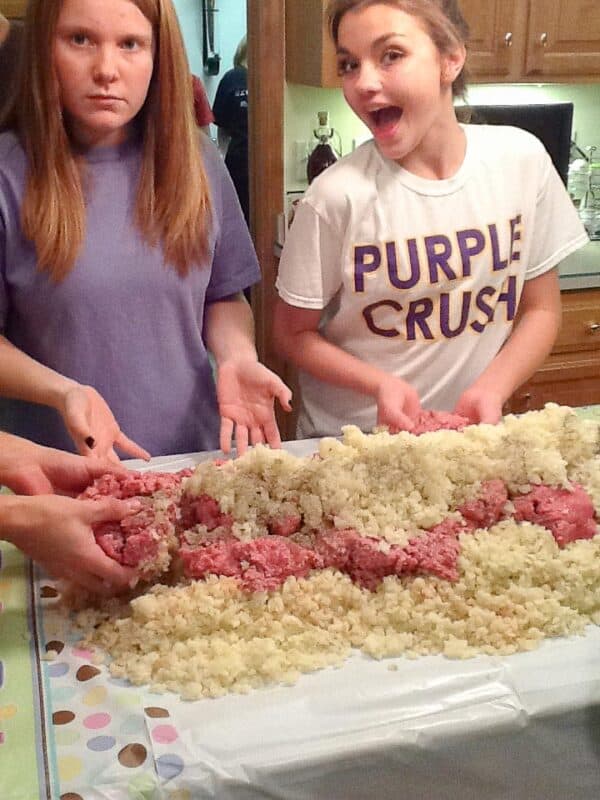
[464,102,573,186]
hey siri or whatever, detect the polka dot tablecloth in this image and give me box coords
[0,547,194,800]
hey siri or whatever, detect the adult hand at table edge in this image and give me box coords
[60,384,151,462]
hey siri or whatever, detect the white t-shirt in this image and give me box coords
[276,124,588,438]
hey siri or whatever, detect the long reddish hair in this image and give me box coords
[5,0,211,280]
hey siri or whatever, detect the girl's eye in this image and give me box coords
[121,38,140,51]
[382,49,403,66]
[336,57,358,76]
[71,32,89,46]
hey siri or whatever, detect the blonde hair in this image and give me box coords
[6,0,211,281]
[326,0,469,98]
[233,35,247,69]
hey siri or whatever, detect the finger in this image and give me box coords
[86,458,128,480]
[249,427,264,446]
[404,391,422,419]
[275,383,293,413]
[85,497,142,523]
[115,431,151,462]
[220,417,234,454]
[234,425,249,457]
[87,554,137,593]
[261,417,282,450]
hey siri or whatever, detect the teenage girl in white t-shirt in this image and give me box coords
[274,0,587,439]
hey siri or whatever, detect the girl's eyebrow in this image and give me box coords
[337,32,407,55]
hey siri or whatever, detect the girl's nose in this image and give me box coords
[93,46,118,83]
[355,62,382,94]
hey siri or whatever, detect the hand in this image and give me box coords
[375,375,422,433]
[60,384,150,462]
[454,387,504,425]
[0,434,127,496]
[216,359,292,455]
[3,495,140,595]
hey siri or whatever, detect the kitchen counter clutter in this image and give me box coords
[559,239,600,291]
[1,408,599,799]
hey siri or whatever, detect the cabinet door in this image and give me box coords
[286,0,340,87]
[0,0,27,18]
[525,0,600,77]
[461,0,524,80]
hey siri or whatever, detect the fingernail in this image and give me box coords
[124,499,142,513]
[85,436,96,449]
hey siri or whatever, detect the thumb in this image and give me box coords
[84,497,142,524]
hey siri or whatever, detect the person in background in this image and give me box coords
[273,0,588,439]
[0,432,138,594]
[0,12,24,122]
[0,0,291,462]
[191,73,214,133]
[213,36,249,223]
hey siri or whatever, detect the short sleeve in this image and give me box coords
[276,199,343,309]
[201,138,259,302]
[526,150,588,280]
[0,207,7,329]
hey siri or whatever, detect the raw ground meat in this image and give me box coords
[85,458,598,592]
[411,410,469,434]
[513,483,597,547]
[82,470,192,577]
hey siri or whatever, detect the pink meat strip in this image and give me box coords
[512,483,598,547]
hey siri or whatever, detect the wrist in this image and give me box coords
[0,495,33,546]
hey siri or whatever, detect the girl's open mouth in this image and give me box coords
[370,106,403,137]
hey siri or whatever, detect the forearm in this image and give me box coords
[471,305,560,403]
[278,326,391,399]
[0,336,76,410]
[204,294,258,365]
[0,495,37,546]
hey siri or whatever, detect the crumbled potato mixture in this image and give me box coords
[75,405,600,700]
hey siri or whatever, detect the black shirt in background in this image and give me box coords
[213,66,249,223]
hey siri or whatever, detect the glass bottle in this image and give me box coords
[307,111,340,184]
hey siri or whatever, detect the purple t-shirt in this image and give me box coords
[0,131,260,456]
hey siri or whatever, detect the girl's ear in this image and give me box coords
[441,44,466,86]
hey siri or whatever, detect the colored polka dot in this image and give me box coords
[53,711,76,726]
[128,773,157,794]
[0,704,17,721]
[72,648,93,660]
[116,692,142,709]
[54,728,81,747]
[87,735,116,752]
[83,712,111,730]
[108,676,132,688]
[60,794,84,800]
[76,665,100,682]
[82,686,108,706]
[40,585,59,598]
[57,755,83,782]
[47,662,70,678]
[51,686,78,704]
[145,706,170,718]
[152,725,178,745]
[118,742,147,768]
[156,754,184,781]
[168,791,192,800]
[119,714,146,736]
[46,640,65,655]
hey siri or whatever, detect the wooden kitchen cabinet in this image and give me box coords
[286,0,339,87]
[506,288,600,413]
[285,0,600,86]
[0,0,27,18]
[462,0,600,82]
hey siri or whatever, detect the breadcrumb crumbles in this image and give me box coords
[71,404,600,700]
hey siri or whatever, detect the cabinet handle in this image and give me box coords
[539,32,548,46]
[587,322,600,334]
[504,31,513,47]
